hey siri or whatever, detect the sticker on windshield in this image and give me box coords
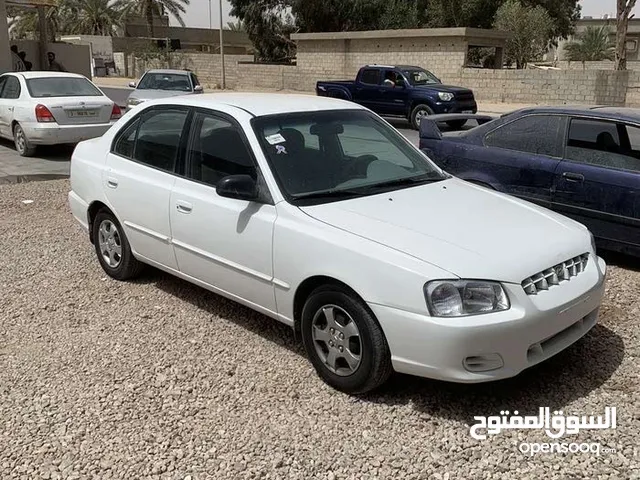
[266,133,286,145]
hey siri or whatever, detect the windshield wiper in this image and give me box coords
[359,174,446,192]
[292,189,368,201]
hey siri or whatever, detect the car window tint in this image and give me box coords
[485,115,563,156]
[187,113,256,187]
[359,69,379,85]
[0,76,7,94]
[190,73,200,86]
[113,119,140,158]
[1,76,20,99]
[26,77,102,97]
[132,109,188,172]
[340,123,413,168]
[566,118,640,173]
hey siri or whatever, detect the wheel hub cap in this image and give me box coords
[311,305,362,377]
[98,219,122,268]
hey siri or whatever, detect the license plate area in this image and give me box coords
[67,109,98,118]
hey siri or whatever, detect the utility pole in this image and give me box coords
[208,0,212,29]
[219,0,226,89]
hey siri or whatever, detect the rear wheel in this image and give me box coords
[301,285,393,394]
[92,209,144,281]
[13,123,36,157]
[410,104,434,130]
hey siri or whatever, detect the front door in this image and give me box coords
[377,69,409,116]
[169,109,278,316]
[103,105,191,270]
[553,116,640,250]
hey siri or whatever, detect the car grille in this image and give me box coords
[455,91,475,101]
[521,254,589,295]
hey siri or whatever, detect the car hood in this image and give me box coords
[299,178,590,284]
[415,84,473,95]
[129,89,193,101]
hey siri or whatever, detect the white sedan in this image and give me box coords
[0,71,121,156]
[68,93,607,394]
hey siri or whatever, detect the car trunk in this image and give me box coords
[46,97,114,125]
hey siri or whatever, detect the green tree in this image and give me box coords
[564,25,615,68]
[118,0,190,39]
[616,0,638,70]
[494,0,556,69]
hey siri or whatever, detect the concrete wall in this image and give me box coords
[60,35,114,61]
[10,40,92,78]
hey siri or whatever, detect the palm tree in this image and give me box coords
[227,19,245,32]
[564,25,616,68]
[119,0,190,39]
[8,5,59,41]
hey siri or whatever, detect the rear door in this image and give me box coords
[443,114,565,206]
[553,116,640,250]
[353,68,381,111]
[104,105,191,270]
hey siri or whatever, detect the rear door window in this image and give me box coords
[359,69,380,85]
[484,115,564,157]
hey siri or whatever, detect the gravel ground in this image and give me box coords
[0,179,639,480]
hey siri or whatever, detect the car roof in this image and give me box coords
[157,92,367,117]
[13,71,88,80]
[510,105,640,123]
[145,69,192,75]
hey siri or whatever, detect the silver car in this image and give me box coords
[126,69,203,111]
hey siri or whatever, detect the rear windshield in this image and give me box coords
[137,73,192,92]
[26,77,103,98]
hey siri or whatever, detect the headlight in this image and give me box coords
[424,280,510,317]
[438,92,454,102]
[127,98,143,106]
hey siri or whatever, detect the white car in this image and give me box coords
[68,93,607,394]
[0,71,121,157]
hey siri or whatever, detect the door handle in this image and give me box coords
[106,177,118,188]
[8,107,13,112]
[176,201,193,214]
[562,172,584,183]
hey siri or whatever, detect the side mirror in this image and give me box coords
[216,175,258,201]
[419,118,442,141]
[194,85,203,92]
[128,81,136,88]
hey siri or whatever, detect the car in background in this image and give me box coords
[316,64,477,130]
[69,93,605,394]
[126,69,203,111]
[0,71,122,157]
[418,106,640,257]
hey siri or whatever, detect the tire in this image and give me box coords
[92,209,144,281]
[301,285,393,394]
[13,123,36,157]
[410,104,435,130]
[446,119,468,130]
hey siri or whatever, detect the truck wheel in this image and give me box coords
[410,105,434,130]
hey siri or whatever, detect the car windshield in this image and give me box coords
[26,77,103,97]
[137,73,192,92]
[252,110,448,204]
[401,68,441,86]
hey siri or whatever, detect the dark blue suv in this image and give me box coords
[419,106,640,257]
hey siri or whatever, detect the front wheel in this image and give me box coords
[410,104,435,130]
[301,285,393,394]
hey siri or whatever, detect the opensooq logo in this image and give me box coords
[469,407,617,440]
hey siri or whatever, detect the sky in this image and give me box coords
[175,0,635,29]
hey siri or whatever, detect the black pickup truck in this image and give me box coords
[316,64,478,130]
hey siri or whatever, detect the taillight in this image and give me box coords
[111,104,122,120]
[35,104,55,123]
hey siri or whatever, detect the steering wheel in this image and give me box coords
[343,154,378,179]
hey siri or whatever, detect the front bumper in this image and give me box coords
[371,255,607,383]
[432,100,478,115]
[22,121,116,145]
